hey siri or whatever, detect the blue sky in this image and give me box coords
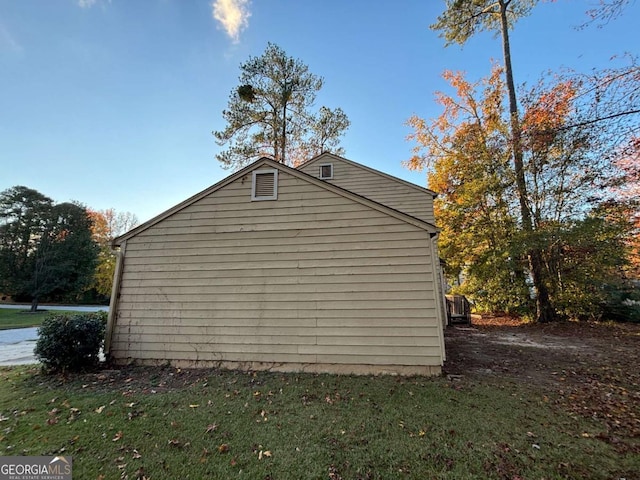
[1,0,638,223]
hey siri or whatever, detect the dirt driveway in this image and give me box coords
[443,317,640,452]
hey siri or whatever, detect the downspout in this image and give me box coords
[104,240,126,354]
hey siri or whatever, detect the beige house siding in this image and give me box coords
[108,162,443,375]
[298,153,436,225]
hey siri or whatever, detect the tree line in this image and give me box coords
[0,186,138,311]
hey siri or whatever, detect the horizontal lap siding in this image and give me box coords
[112,325,441,340]
[299,159,435,224]
[111,169,442,371]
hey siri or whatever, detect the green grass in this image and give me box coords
[0,309,79,330]
[0,366,637,479]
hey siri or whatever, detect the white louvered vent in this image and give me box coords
[251,169,278,200]
[255,172,274,196]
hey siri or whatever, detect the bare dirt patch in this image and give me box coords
[444,316,640,452]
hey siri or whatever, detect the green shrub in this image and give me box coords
[34,311,107,373]
[600,283,640,323]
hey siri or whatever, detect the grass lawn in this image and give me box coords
[0,364,637,479]
[0,309,79,330]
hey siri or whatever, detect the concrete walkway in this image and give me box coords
[0,305,108,366]
[0,304,108,312]
[0,327,39,366]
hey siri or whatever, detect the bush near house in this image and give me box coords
[34,312,107,373]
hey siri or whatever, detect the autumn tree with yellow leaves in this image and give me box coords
[407,63,640,320]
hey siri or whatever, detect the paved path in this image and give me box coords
[0,327,39,366]
[0,305,108,366]
[0,304,108,312]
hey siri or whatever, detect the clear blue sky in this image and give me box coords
[1,0,638,223]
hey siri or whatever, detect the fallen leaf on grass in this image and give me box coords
[258,450,272,460]
[67,409,81,422]
[205,423,218,434]
[95,406,105,414]
[218,443,230,454]
[328,464,342,480]
[132,449,142,459]
[134,467,147,480]
[112,431,123,442]
[128,411,144,421]
[198,447,211,463]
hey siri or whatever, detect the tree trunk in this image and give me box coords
[30,297,39,313]
[530,250,555,322]
[281,100,287,164]
[273,114,280,162]
[499,1,555,322]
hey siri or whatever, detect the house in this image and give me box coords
[105,153,447,375]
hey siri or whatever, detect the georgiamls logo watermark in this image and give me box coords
[0,456,72,479]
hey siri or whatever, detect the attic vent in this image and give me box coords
[251,169,278,201]
[319,163,333,180]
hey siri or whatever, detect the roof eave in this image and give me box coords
[297,153,438,198]
[112,157,275,245]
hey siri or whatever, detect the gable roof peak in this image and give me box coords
[113,155,438,246]
[297,153,437,197]
[297,151,345,167]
